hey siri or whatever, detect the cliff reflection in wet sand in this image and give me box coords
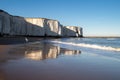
[0,43,81,80]
[8,43,81,61]
[1,42,120,80]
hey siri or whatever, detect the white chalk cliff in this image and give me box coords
[0,10,83,37]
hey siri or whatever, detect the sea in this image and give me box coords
[0,37,120,80]
[46,37,120,51]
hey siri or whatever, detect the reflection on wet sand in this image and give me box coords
[1,43,120,80]
[7,43,81,61]
[0,68,5,80]
[0,43,81,80]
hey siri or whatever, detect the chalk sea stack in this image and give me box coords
[0,10,83,37]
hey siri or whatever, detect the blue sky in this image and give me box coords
[0,0,120,36]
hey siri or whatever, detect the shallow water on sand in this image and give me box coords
[0,41,120,80]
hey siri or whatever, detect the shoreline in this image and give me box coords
[0,36,119,45]
[0,37,44,45]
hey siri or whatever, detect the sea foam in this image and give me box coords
[50,41,120,52]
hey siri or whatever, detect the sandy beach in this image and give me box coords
[0,38,120,80]
[0,38,81,80]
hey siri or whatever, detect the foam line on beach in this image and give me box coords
[49,41,120,52]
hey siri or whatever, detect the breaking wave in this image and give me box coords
[50,41,120,52]
[106,38,117,41]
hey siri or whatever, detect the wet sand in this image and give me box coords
[0,41,120,80]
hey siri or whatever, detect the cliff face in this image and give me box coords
[25,18,45,36]
[0,10,11,34]
[25,18,62,36]
[62,26,83,37]
[0,10,83,37]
